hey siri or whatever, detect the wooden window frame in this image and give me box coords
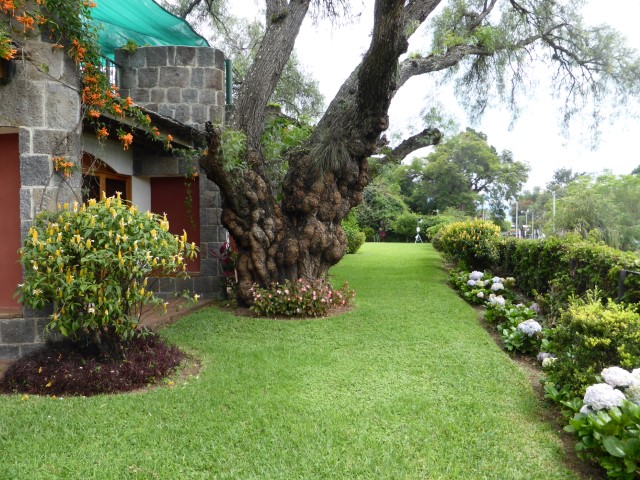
[82,153,132,201]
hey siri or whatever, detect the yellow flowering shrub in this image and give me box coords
[16,194,198,342]
[435,219,501,270]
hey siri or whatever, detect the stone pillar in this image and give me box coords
[115,46,226,130]
[0,15,83,360]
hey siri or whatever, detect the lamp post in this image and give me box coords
[513,198,519,238]
[552,191,556,233]
[525,210,529,238]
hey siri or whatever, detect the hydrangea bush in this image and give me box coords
[249,278,355,318]
[17,194,198,344]
[565,367,640,479]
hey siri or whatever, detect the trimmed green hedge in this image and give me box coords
[435,233,640,315]
[493,237,640,315]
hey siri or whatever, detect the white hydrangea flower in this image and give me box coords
[625,383,640,405]
[542,357,557,369]
[537,352,554,362]
[583,383,626,411]
[492,276,503,283]
[579,405,593,415]
[477,291,484,299]
[632,369,640,381]
[488,294,506,307]
[530,303,540,313]
[517,319,542,336]
[601,367,635,388]
[491,282,504,292]
[469,271,484,281]
[467,280,477,287]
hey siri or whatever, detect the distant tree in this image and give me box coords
[554,173,640,250]
[632,165,640,176]
[396,129,528,217]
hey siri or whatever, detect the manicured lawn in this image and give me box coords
[0,243,581,479]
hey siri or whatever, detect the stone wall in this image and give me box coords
[115,46,226,130]
[0,20,83,360]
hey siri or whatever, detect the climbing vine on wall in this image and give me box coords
[0,0,173,164]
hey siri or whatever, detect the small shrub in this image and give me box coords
[250,278,355,318]
[342,211,366,254]
[16,194,198,344]
[545,292,640,396]
[435,219,501,270]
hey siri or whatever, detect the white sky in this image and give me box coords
[229,1,640,190]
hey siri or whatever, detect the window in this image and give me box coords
[82,153,131,202]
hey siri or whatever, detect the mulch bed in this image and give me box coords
[0,334,185,397]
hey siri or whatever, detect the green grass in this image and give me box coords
[0,243,581,479]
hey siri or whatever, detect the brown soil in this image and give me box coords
[212,300,354,320]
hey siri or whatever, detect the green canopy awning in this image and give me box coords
[91,0,209,61]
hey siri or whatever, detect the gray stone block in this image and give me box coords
[205,69,224,90]
[1,318,35,344]
[209,106,224,123]
[119,68,138,89]
[18,127,31,155]
[158,277,176,293]
[0,345,19,361]
[144,103,159,113]
[199,258,217,276]
[166,87,181,103]
[199,89,218,105]
[20,154,52,186]
[158,104,176,119]
[190,68,204,88]
[217,91,226,106]
[200,225,216,243]
[174,104,191,124]
[191,104,208,124]
[129,88,150,103]
[193,275,214,294]
[182,88,198,103]
[150,88,166,103]
[214,49,226,69]
[160,67,190,88]
[146,47,168,67]
[11,80,45,127]
[196,48,215,67]
[45,83,81,130]
[129,49,147,68]
[138,68,160,88]
[32,129,68,155]
[174,277,194,293]
[23,304,53,318]
[175,47,197,66]
[19,188,32,221]
[20,343,44,357]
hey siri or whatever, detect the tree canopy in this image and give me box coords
[394,129,528,219]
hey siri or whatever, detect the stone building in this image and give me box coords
[0,3,228,359]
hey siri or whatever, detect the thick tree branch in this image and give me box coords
[232,1,310,148]
[380,127,442,164]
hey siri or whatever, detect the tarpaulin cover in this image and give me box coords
[91,0,209,60]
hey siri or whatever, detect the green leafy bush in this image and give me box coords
[545,293,640,396]
[249,278,355,317]
[17,195,198,343]
[342,211,366,254]
[392,212,421,242]
[434,219,501,270]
